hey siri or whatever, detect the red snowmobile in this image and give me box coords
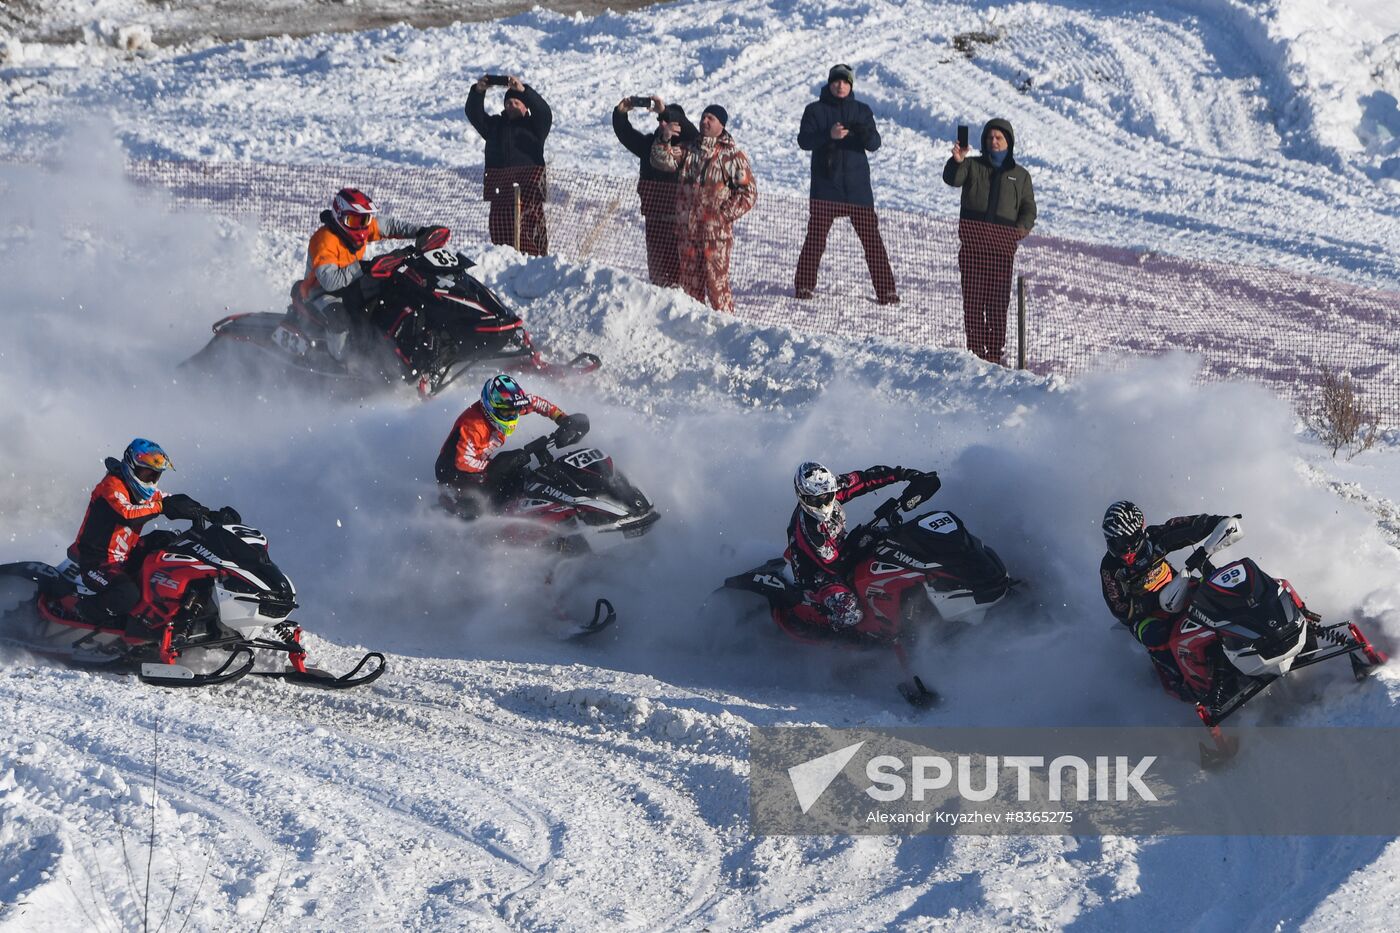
[1122,539,1386,765]
[722,475,1017,706]
[0,511,385,688]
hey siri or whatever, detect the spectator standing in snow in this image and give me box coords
[794,63,898,304]
[465,74,552,256]
[650,104,757,313]
[613,96,699,288]
[942,117,1036,364]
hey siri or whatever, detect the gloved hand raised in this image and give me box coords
[553,413,590,447]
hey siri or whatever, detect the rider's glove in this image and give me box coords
[364,248,413,278]
[489,448,532,479]
[415,225,451,251]
[162,493,210,522]
[904,469,940,492]
[553,413,590,447]
[213,506,243,526]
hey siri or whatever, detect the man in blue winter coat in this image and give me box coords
[793,63,898,304]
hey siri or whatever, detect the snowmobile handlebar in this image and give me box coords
[518,416,592,467]
[870,474,941,527]
[190,505,244,532]
[848,475,941,547]
[521,432,560,467]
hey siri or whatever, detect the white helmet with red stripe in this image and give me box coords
[331,187,376,247]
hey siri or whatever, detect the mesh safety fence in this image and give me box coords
[126,159,1400,426]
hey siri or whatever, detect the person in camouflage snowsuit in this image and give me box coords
[650,104,757,312]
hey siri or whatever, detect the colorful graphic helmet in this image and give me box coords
[1103,500,1148,563]
[794,461,839,521]
[331,187,376,247]
[121,438,172,502]
[481,374,529,436]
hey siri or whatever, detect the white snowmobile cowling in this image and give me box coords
[1159,573,1191,614]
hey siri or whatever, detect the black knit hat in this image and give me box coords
[504,87,528,108]
[828,63,854,85]
[701,104,728,127]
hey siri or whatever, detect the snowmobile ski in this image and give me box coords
[251,650,387,689]
[138,646,257,688]
[897,675,940,709]
[1197,721,1241,770]
[563,598,617,639]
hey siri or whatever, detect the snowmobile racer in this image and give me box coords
[2,465,386,689]
[787,460,930,632]
[724,467,1012,707]
[436,373,589,517]
[1099,500,1243,700]
[69,438,235,638]
[297,186,450,364]
[1099,499,1386,766]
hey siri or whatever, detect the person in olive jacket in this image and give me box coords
[943,117,1036,363]
[466,74,552,256]
[612,97,699,287]
[793,63,898,304]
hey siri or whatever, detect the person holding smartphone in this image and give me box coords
[793,63,898,305]
[465,74,552,256]
[943,118,1037,364]
[612,95,699,288]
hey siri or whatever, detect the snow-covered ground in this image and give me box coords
[4,0,1400,285]
[3,1,1400,930]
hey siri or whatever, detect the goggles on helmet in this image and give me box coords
[1109,531,1149,565]
[799,491,836,510]
[340,211,372,230]
[130,448,171,472]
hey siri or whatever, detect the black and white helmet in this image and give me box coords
[1102,500,1147,561]
[794,461,840,520]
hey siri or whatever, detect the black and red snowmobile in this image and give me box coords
[443,418,660,557]
[182,241,600,398]
[1121,534,1386,765]
[0,512,385,688]
[722,475,1017,706]
[440,419,659,638]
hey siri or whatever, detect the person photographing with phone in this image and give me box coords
[794,63,898,305]
[613,94,699,288]
[943,118,1036,364]
[465,73,552,255]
